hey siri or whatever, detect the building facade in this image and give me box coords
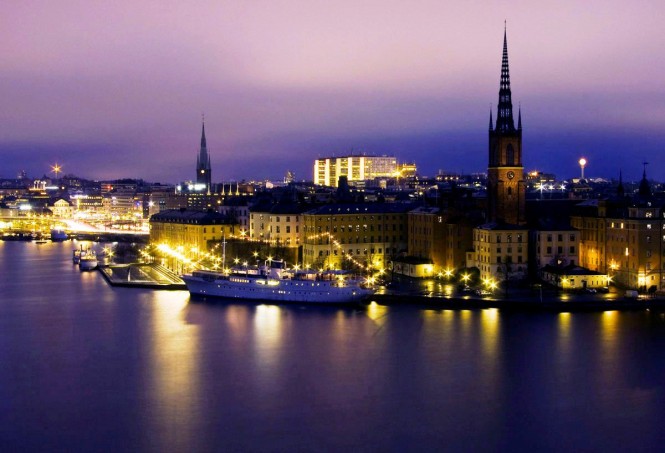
[532,227,580,269]
[302,203,413,270]
[475,225,529,281]
[571,175,664,291]
[313,155,397,187]
[149,209,236,252]
[408,206,446,268]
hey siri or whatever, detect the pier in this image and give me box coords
[99,263,185,290]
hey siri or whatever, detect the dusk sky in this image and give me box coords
[2,1,664,183]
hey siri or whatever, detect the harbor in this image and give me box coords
[2,239,665,452]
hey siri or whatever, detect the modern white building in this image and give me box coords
[313,155,397,187]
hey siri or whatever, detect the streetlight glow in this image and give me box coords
[579,157,587,179]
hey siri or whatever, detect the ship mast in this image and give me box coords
[221,235,227,273]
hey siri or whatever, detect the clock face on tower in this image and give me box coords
[507,171,515,180]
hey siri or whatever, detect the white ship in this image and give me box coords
[79,249,99,271]
[182,260,373,304]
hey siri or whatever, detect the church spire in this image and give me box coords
[200,116,207,150]
[616,170,625,197]
[489,107,493,131]
[495,24,515,132]
[617,170,625,197]
[638,162,651,198]
[196,116,212,194]
[517,104,522,130]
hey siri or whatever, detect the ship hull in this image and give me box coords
[79,257,98,271]
[183,274,372,304]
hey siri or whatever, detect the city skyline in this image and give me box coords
[2,1,664,182]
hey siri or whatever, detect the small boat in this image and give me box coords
[50,229,68,241]
[79,249,99,271]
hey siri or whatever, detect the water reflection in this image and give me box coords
[2,241,665,452]
[253,304,283,369]
[146,291,201,452]
[558,312,571,352]
[480,308,499,358]
[598,310,620,392]
[223,304,252,340]
[366,301,388,323]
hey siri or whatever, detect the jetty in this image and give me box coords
[99,263,185,290]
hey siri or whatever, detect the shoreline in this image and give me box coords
[369,292,665,312]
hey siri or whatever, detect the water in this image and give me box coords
[1,241,665,452]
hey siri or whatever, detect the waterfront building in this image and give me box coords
[530,221,580,269]
[571,170,664,291]
[149,209,236,252]
[313,155,397,187]
[392,256,434,278]
[407,185,481,274]
[475,224,528,281]
[408,206,446,268]
[302,203,413,270]
[248,196,307,247]
[540,264,609,290]
[248,199,273,241]
[268,203,309,247]
[49,198,73,218]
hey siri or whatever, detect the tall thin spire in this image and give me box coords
[638,162,651,198]
[200,115,207,150]
[495,24,515,132]
[489,106,493,131]
[617,169,624,197]
[517,104,522,130]
[196,116,212,193]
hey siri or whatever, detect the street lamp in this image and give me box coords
[578,157,587,180]
[51,163,62,179]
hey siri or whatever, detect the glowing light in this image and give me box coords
[50,163,62,178]
[579,157,587,179]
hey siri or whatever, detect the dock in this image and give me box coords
[99,263,186,290]
[370,292,665,313]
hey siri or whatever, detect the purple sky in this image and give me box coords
[2,1,664,183]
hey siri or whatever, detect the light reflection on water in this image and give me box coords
[1,241,665,451]
[146,291,200,452]
[253,304,283,371]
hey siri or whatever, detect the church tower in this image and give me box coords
[487,26,525,225]
[196,118,212,194]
